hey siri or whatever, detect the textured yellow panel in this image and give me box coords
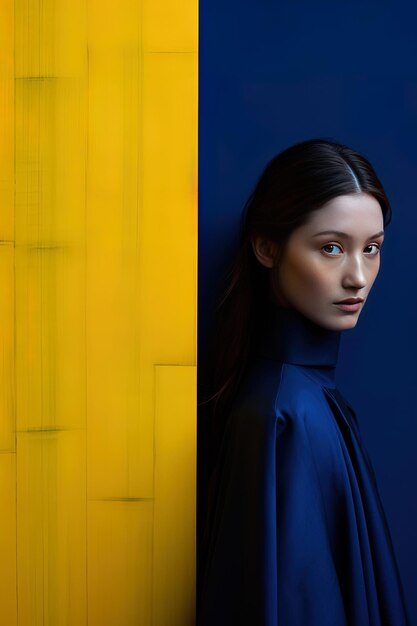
[8,0,198,624]
[0,0,16,453]
[88,499,153,626]
[17,429,87,625]
[86,0,154,500]
[14,72,87,434]
[141,52,198,364]
[135,51,198,503]
[0,246,15,451]
[15,246,86,431]
[88,0,141,49]
[0,453,17,625]
[14,0,87,78]
[153,365,196,624]
[0,0,14,239]
[143,0,198,52]
[15,77,86,246]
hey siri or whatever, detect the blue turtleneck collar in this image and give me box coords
[254,302,342,370]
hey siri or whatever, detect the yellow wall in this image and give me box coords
[0,0,198,624]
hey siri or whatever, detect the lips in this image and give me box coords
[335,298,364,304]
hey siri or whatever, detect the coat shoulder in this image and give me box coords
[231,359,326,434]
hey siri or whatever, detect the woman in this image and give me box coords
[197,138,410,625]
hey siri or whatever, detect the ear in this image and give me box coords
[250,234,278,268]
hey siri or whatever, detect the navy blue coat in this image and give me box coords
[198,304,410,625]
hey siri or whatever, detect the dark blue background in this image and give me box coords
[198,0,417,621]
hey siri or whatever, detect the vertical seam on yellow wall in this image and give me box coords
[13,0,19,621]
[85,6,90,621]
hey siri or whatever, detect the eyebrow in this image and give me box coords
[312,230,385,240]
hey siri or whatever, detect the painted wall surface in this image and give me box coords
[0,0,198,624]
[198,1,417,622]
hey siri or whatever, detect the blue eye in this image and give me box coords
[322,244,342,255]
[321,243,381,256]
[365,244,380,255]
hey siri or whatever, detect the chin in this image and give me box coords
[313,314,359,331]
[335,316,359,330]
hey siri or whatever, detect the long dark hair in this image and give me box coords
[198,136,392,584]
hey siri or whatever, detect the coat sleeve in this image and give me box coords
[197,400,348,626]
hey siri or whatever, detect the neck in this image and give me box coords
[253,302,342,369]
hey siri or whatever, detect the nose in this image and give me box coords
[341,253,367,290]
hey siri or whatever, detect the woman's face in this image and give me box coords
[265,193,385,331]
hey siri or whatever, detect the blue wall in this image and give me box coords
[198,1,417,621]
